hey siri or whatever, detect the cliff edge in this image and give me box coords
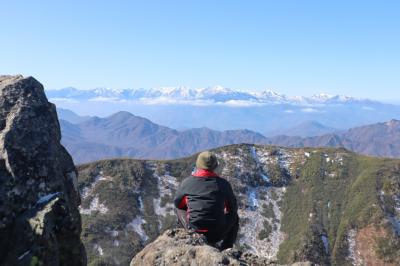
[130,228,313,266]
[0,75,86,265]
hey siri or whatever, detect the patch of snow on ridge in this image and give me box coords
[261,173,270,182]
[81,172,110,199]
[110,230,118,237]
[151,164,179,230]
[250,146,258,162]
[389,216,400,236]
[247,188,258,210]
[321,235,329,254]
[127,217,148,242]
[277,149,292,170]
[138,195,144,210]
[218,148,247,178]
[93,244,104,256]
[251,146,270,183]
[380,190,400,236]
[391,194,400,235]
[80,196,109,215]
[239,187,285,259]
[347,229,363,266]
[153,173,178,217]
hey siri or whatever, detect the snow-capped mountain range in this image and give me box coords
[46,86,366,106]
[46,86,400,134]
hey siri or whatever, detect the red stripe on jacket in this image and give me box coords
[178,195,188,209]
[192,169,219,177]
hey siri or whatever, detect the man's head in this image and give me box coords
[196,151,218,171]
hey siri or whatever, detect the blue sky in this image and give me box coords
[1,0,399,101]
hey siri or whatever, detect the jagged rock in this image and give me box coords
[130,228,313,266]
[0,75,86,265]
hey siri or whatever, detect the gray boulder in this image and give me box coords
[0,75,86,265]
[130,228,314,266]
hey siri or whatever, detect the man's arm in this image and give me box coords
[224,180,238,213]
[173,178,188,210]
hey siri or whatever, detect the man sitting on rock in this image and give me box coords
[174,151,239,250]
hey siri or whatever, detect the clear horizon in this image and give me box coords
[1,0,400,102]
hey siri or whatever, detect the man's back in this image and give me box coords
[174,172,237,232]
[173,151,239,249]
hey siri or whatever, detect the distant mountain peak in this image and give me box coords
[310,93,357,103]
[110,110,135,118]
[385,119,400,127]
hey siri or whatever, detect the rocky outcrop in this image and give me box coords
[0,75,86,265]
[130,228,313,266]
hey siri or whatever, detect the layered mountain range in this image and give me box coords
[47,87,400,133]
[265,119,400,158]
[58,109,400,164]
[59,111,268,163]
[78,144,400,265]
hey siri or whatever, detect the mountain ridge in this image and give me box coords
[59,109,400,164]
[60,111,268,163]
[267,119,400,158]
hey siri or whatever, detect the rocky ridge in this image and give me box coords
[0,75,86,265]
[130,228,312,266]
[78,144,400,265]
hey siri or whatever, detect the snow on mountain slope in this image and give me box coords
[46,86,366,106]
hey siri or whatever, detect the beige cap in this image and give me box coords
[196,151,218,170]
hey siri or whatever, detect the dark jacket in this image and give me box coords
[173,169,238,233]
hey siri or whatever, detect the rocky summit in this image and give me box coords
[130,228,313,266]
[0,75,86,265]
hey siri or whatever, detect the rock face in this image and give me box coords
[130,228,312,266]
[0,75,86,265]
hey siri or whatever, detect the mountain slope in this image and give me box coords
[60,109,400,164]
[267,119,400,158]
[57,107,92,124]
[60,112,268,163]
[78,144,400,265]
